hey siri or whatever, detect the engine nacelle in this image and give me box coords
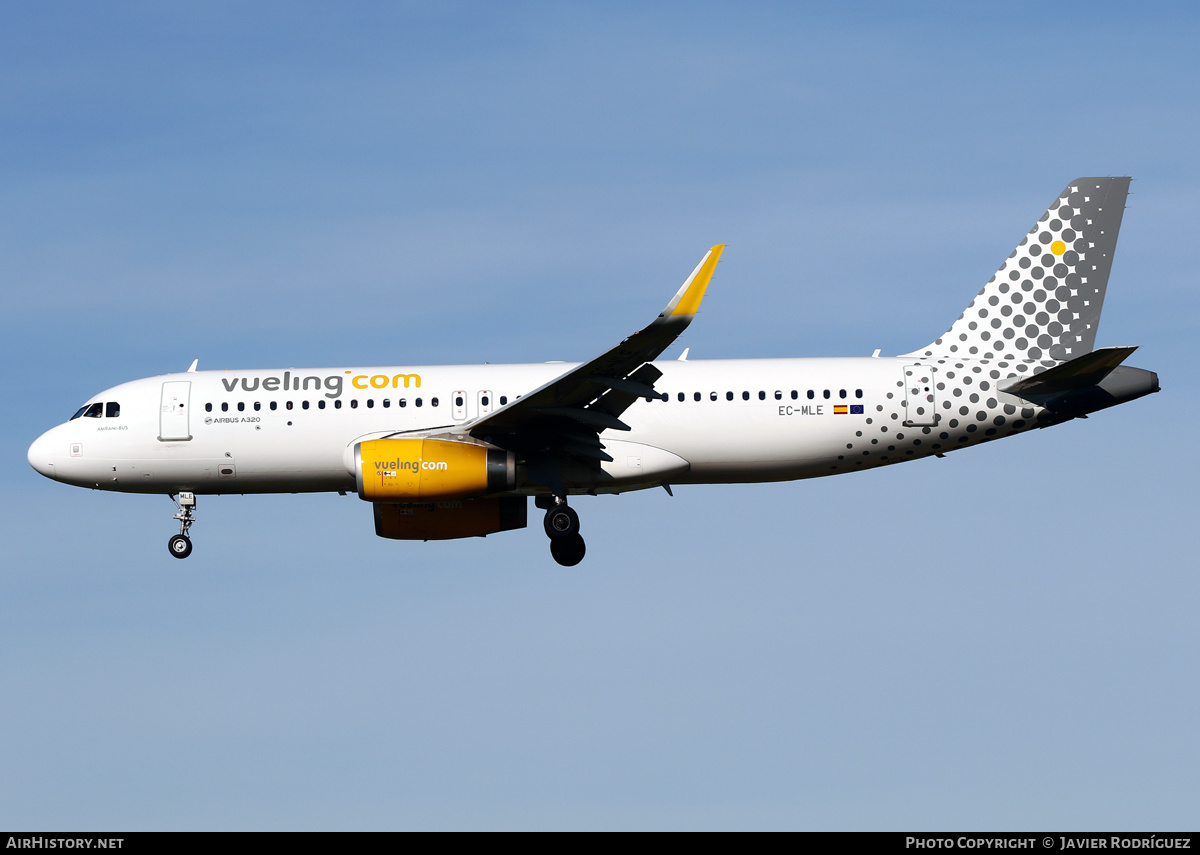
[374,497,528,540]
[355,438,515,502]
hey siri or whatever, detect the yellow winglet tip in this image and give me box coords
[670,244,725,317]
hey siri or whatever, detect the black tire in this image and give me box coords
[168,534,193,559]
[550,533,586,567]
[543,505,580,539]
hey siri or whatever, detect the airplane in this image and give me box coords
[27,177,1158,566]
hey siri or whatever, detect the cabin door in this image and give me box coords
[159,381,192,441]
[902,365,938,427]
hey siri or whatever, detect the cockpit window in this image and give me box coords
[70,406,88,420]
[106,402,120,418]
[83,403,103,418]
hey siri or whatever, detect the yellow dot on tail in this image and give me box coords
[1051,240,1066,255]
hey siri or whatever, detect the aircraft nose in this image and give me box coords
[28,431,57,480]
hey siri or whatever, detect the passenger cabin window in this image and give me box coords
[823,390,831,399]
[726,392,733,401]
[855,389,863,398]
[416,398,423,407]
[709,392,717,401]
[83,403,103,418]
[286,401,294,410]
[481,396,489,407]
[758,391,766,400]
[238,402,245,411]
[221,402,229,412]
[254,402,261,411]
[270,401,277,411]
[351,400,358,409]
[774,391,782,400]
[319,400,326,409]
[398,399,406,408]
[742,391,749,400]
[694,392,701,402]
[431,397,439,407]
[205,403,213,413]
[334,400,342,409]
[500,396,508,405]
[807,390,815,400]
[366,399,373,408]
[381,399,389,408]
[678,393,685,402]
[839,389,847,399]
[791,390,798,400]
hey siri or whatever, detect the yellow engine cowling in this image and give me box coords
[355,438,515,502]
[374,496,528,540]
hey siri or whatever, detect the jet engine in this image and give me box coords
[354,438,515,502]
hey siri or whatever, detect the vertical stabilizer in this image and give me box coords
[906,177,1130,362]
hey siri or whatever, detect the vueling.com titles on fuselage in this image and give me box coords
[218,371,421,399]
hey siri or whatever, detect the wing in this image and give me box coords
[464,245,724,474]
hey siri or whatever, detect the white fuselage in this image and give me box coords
[27,356,1041,496]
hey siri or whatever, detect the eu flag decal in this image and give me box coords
[850,405,864,414]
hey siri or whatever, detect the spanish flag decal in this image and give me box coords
[834,405,848,414]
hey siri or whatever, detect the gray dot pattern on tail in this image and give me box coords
[828,362,1042,473]
[907,177,1130,375]
[832,179,1131,474]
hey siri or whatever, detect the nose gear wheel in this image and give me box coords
[168,534,193,559]
[168,492,197,560]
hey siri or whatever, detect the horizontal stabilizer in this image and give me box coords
[1001,346,1138,399]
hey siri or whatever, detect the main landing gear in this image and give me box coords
[538,495,585,567]
[168,492,196,559]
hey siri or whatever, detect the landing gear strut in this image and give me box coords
[538,496,586,566]
[168,492,196,559]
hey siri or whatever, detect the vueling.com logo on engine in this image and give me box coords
[375,459,449,476]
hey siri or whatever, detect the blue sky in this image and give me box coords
[2,2,1197,829]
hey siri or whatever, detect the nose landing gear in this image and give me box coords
[538,496,586,566]
[168,492,196,559]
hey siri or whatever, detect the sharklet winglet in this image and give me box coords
[663,245,724,318]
